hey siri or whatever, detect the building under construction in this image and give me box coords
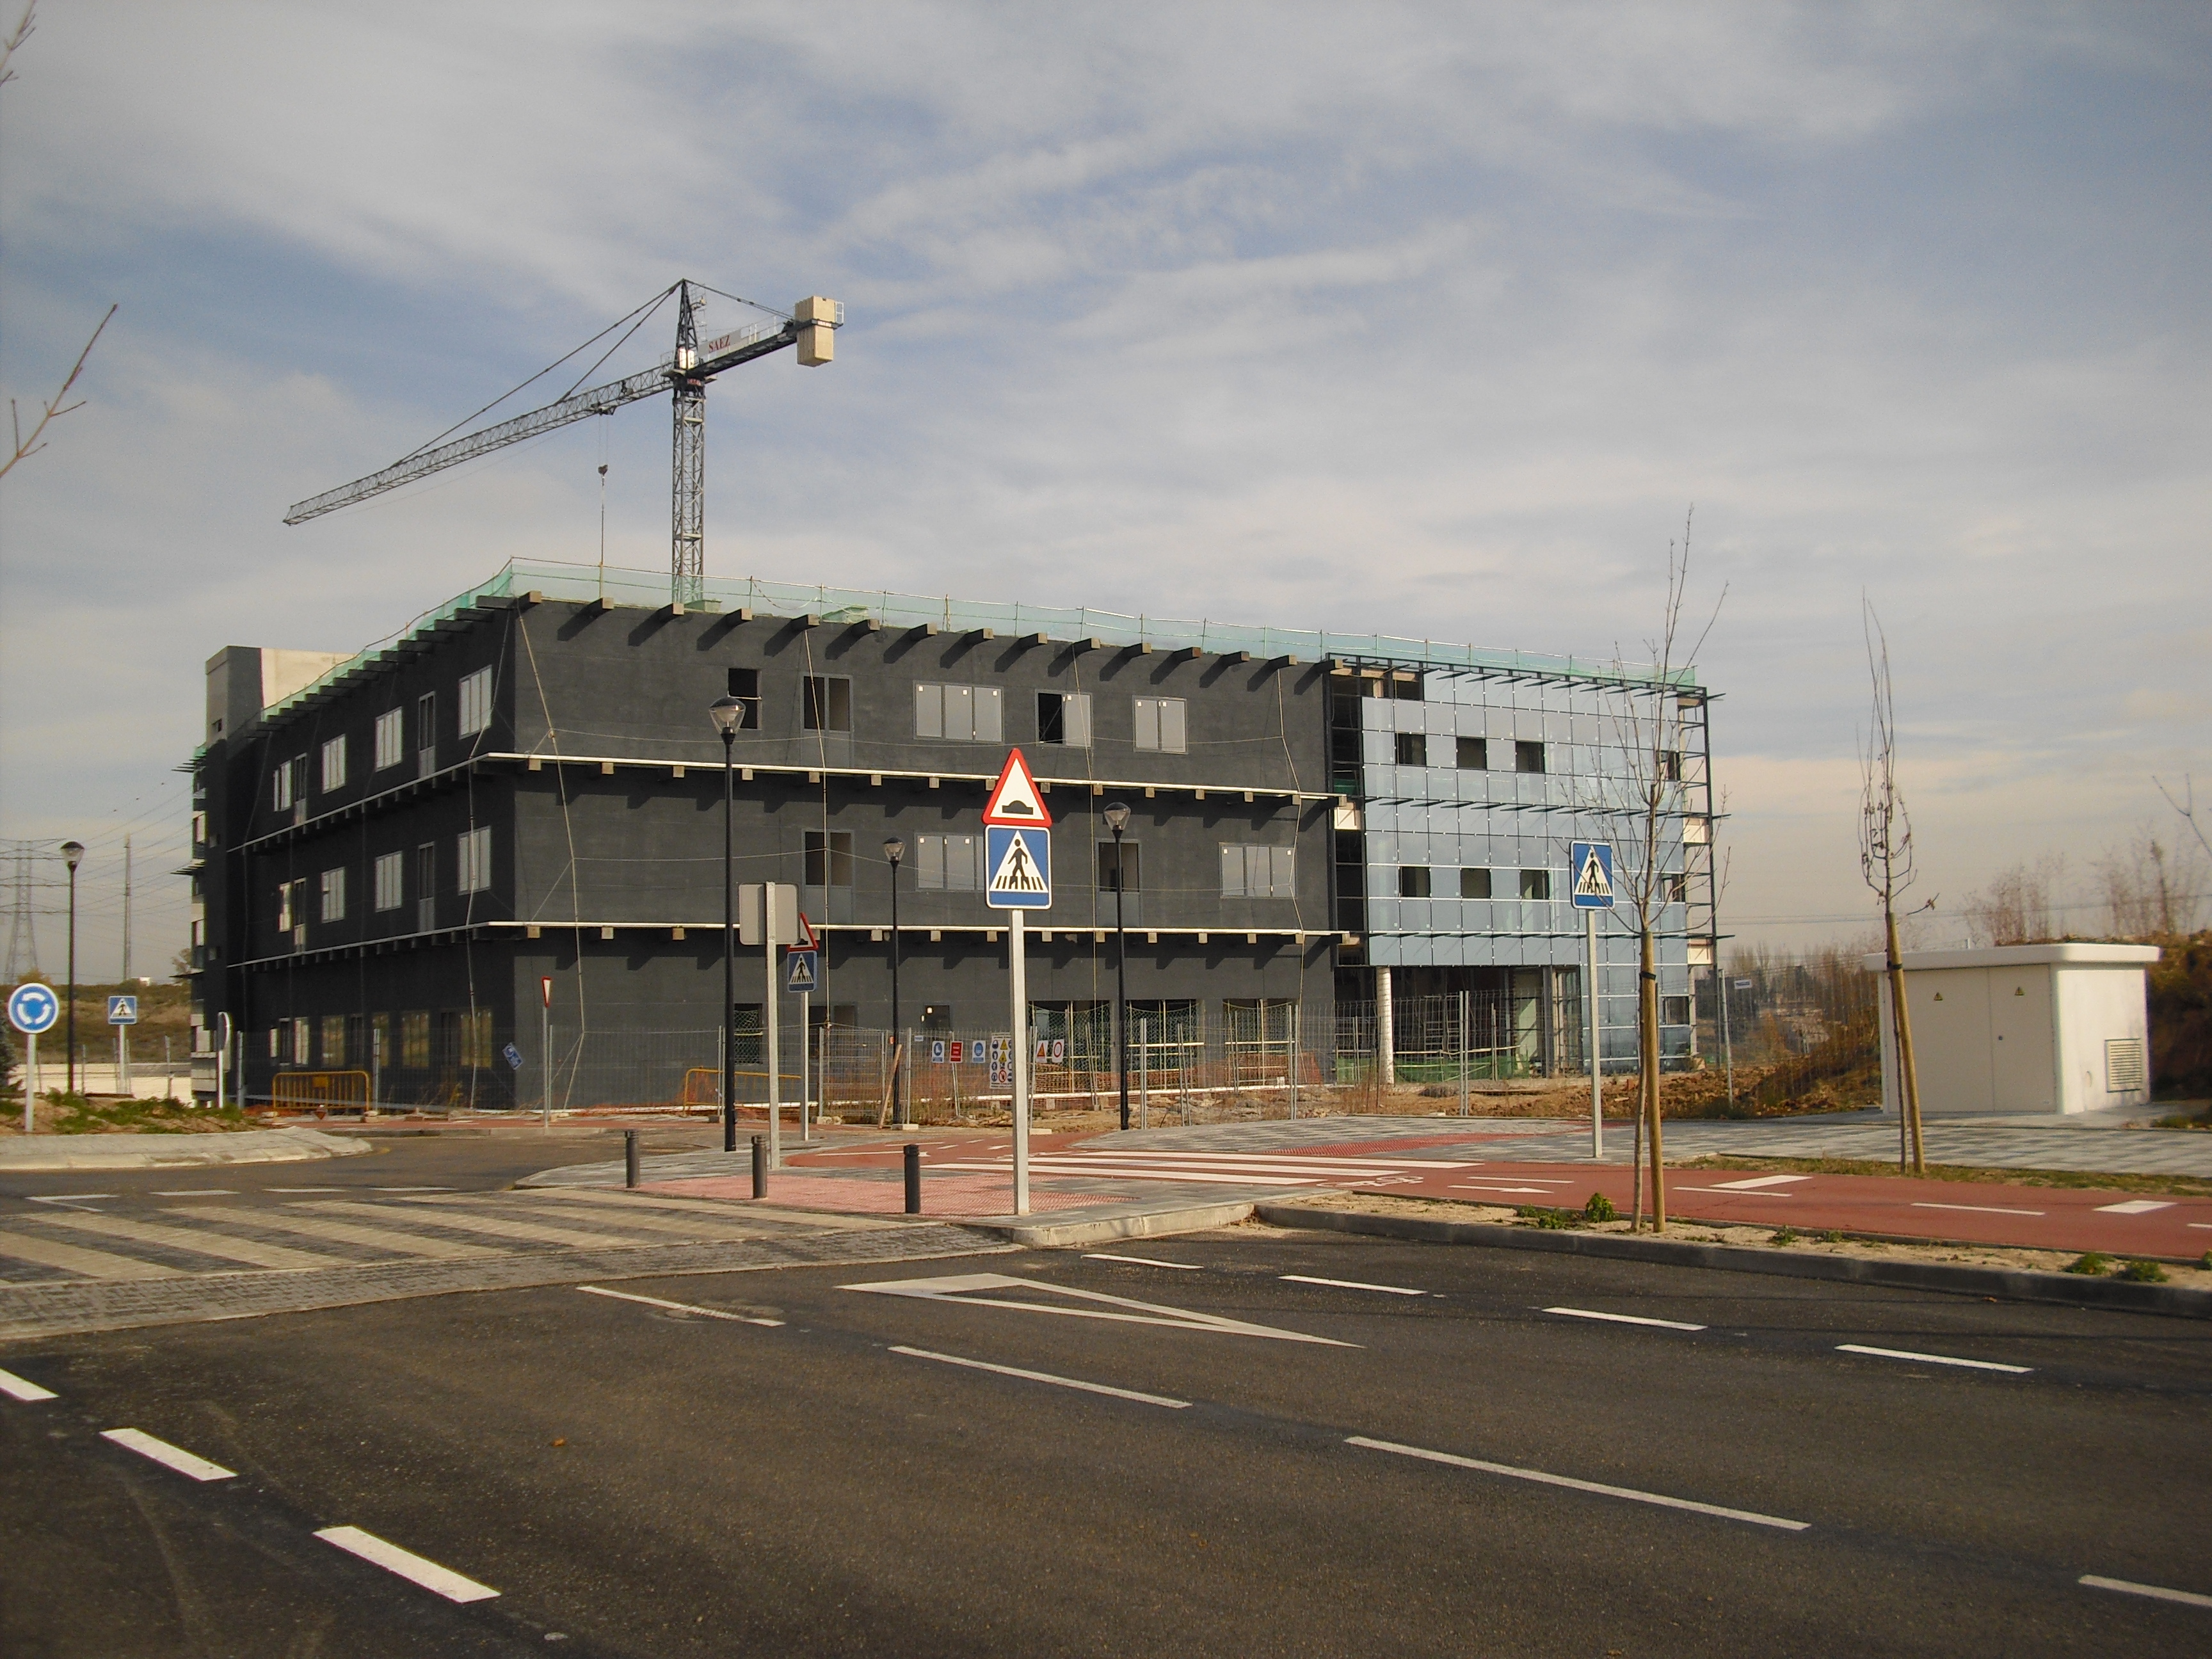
[186,559,1719,1110]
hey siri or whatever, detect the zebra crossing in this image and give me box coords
[0,1187,842,1285]
[928,1147,1480,1189]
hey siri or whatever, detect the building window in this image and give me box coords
[1519,869,1551,901]
[461,1009,493,1070]
[914,683,1002,742]
[803,675,852,732]
[271,758,299,812]
[805,830,854,888]
[1100,840,1141,893]
[319,735,348,794]
[1515,740,1546,774]
[276,878,304,931]
[1134,696,1186,753]
[458,667,493,737]
[374,709,404,771]
[1460,867,1492,899]
[1661,995,1692,1027]
[1658,749,1683,782]
[1393,732,1427,767]
[374,851,404,912]
[400,1010,430,1069]
[1398,866,1431,899]
[1221,844,1294,899]
[917,833,984,892]
[319,867,346,924]
[320,1014,347,1068]
[1037,691,1091,746]
[416,693,436,759]
[458,826,492,894]
[726,667,761,728]
[1457,735,1487,769]
[1665,873,1688,904]
[730,1005,764,1068]
[371,1013,390,1069]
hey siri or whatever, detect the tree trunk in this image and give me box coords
[1884,910,1925,1174]
[1641,926,1665,1231]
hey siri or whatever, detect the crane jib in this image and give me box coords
[281,321,799,526]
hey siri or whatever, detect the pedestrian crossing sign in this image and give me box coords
[1569,842,1615,910]
[984,826,1052,909]
[785,949,819,993]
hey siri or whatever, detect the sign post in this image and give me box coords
[1570,842,1617,1160]
[108,995,139,1098]
[10,983,60,1134]
[983,749,1052,1215]
[540,975,554,1128]
[785,914,819,1143]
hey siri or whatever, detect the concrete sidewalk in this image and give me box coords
[0,1126,368,1172]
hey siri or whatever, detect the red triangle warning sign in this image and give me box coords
[982,748,1052,828]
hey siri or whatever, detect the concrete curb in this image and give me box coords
[1253,1203,2212,1320]
[0,1127,370,1173]
[965,1200,1258,1249]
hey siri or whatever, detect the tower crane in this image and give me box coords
[284,280,842,607]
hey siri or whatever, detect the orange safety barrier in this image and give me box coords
[271,1070,372,1111]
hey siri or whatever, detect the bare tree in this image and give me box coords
[1857,601,1926,1174]
[2154,775,2212,863]
[0,3,116,483]
[1964,855,2066,946]
[2099,826,2206,938]
[1607,508,1724,1233]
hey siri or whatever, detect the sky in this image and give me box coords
[1,1,2207,981]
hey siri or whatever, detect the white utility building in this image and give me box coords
[1864,943,2160,1118]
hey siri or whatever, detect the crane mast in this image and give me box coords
[285,280,841,606]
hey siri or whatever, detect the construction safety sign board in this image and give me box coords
[988,1036,1013,1087]
[7,983,58,1035]
[984,826,1052,909]
[785,950,819,993]
[1033,1038,1067,1066]
[107,995,140,1025]
[981,748,1052,829]
[1569,842,1616,910]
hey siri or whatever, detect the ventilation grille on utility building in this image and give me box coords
[2104,1038,2147,1093]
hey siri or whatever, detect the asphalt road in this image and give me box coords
[4,1226,2208,1656]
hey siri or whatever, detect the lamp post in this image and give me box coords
[709,696,744,1153]
[883,836,906,1128]
[1102,803,1131,1131]
[60,840,84,1098]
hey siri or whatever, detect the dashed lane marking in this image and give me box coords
[1349,1435,1810,1530]
[1084,1253,1203,1270]
[315,1200,677,1252]
[315,1527,499,1603]
[0,1366,58,1401]
[1837,1344,2031,1375]
[152,1189,236,1198]
[1281,1274,1425,1296]
[1705,1174,1813,1192]
[1544,1306,1706,1331]
[264,1188,348,1194]
[577,1285,784,1326]
[26,1194,115,1206]
[846,1272,1356,1345]
[0,1230,187,1281]
[370,1187,453,1193]
[31,1210,348,1272]
[1913,1201,2046,1217]
[102,1428,236,1482]
[2080,1575,2212,1610]
[890,1345,1190,1408]
[2096,1200,2175,1215]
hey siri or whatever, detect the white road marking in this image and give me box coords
[576,1285,783,1326]
[1348,1436,1809,1531]
[0,1366,58,1401]
[1706,1175,1813,1191]
[371,1186,453,1192]
[1836,1344,2031,1374]
[2096,1199,2174,1215]
[152,1189,236,1197]
[101,1428,236,1481]
[184,1206,498,1262]
[890,1345,1190,1407]
[0,1230,186,1281]
[26,1194,115,1206]
[1912,1201,2046,1217]
[1544,1307,1706,1331]
[1674,1187,1795,1199]
[1281,1274,1425,1296]
[2191,1223,2212,1231]
[319,1200,668,1251]
[1449,1184,1564,1195]
[314,1526,499,1603]
[1084,1253,1203,1270]
[266,1187,348,1194]
[931,1162,1318,1187]
[35,1210,348,1272]
[844,1272,1356,1345]
[2080,1574,2212,1610]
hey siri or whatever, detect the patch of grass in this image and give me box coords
[1769,1227,1799,1247]
[2152,1110,2212,1131]
[1582,1192,1619,1223]
[2118,1259,2170,1283]
[1517,1205,1579,1230]
[1680,1155,2212,1201]
[1822,1229,1845,1244]
[2064,1252,2113,1276]
[37,1093,253,1135]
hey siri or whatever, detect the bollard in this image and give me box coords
[624,1129,640,1189]
[751,1134,767,1199]
[903,1142,922,1215]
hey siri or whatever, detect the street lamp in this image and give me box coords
[883,836,906,1128]
[1102,803,1132,1131]
[709,696,745,1153]
[60,840,84,1098]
